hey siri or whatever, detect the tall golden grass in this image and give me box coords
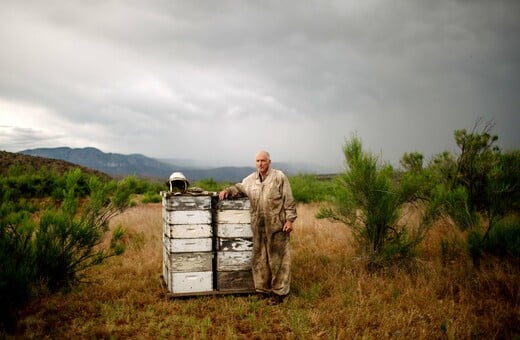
[15,203,519,339]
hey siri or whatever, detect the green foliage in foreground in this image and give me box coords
[467,217,520,258]
[317,136,435,269]
[0,169,132,331]
[426,120,520,260]
[1,165,92,203]
[317,120,519,268]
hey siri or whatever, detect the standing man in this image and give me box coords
[219,150,297,304]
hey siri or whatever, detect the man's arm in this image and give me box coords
[282,174,297,222]
[218,183,244,200]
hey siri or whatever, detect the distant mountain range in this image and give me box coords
[18,147,330,182]
[20,146,174,178]
[0,150,111,180]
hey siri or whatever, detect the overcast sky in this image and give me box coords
[0,0,519,171]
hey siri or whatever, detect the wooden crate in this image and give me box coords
[217,223,253,238]
[217,237,253,252]
[163,250,213,273]
[161,193,214,295]
[217,251,252,271]
[162,194,212,210]
[163,270,214,294]
[215,197,255,293]
[160,193,255,296]
[163,235,213,253]
[216,198,250,210]
[215,210,251,224]
[217,271,254,292]
[163,221,212,239]
[163,210,212,225]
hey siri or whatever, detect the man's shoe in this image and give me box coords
[267,294,287,305]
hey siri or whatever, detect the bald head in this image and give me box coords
[255,150,271,160]
[255,150,271,176]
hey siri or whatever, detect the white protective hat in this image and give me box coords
[168,172,189,192]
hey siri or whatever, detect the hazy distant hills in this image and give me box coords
[19,147,173,178]
[18,147,336,182]
[17,147,252,182]
[0,150,112,180]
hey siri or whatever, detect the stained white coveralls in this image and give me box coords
[226,167,297,296]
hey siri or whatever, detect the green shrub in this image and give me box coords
[35,170,130,290]
[426,121,519,259]
[468,217,520,259]
[0,169,131,329]
[289,174,336,203]
[0,200,37,331]
[0,165,93,201]
[427,184,480,232]
[194,178,233,192]
[317,136,432,269]
[142,191,162,203]
[120,176,164,195]
[487,218,520,257]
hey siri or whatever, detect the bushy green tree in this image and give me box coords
[400,151,424,173]
[452,120,500,212]
[0,169,131,330]
[426,120,520,259]
[0,197,37,331]
[33,170,130,290]
[317,136,434,268]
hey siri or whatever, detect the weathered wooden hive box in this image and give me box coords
[215,198,254,292]
[162,193,213,295]
[161,192,255,296]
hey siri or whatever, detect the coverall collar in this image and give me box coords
[257,167,272,182]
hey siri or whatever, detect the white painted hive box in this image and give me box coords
[159,193,255,295]
[161,192,214,294]
[166,272,213,294]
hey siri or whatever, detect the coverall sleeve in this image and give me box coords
[282,175,297,222]
[225,182,246,198]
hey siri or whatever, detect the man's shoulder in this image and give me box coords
[243,171,258,182]
[270,168,288,179]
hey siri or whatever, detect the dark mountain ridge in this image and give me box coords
[0,150,111,180]
[20,147,173,178]
[18,147,256,182]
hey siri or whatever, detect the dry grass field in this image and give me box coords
[13,202,519,339]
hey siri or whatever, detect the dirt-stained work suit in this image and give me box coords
[226,168,297,296]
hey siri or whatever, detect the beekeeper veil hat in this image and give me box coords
[168,172,189,192]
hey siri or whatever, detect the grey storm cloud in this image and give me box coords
[0,0,519,170]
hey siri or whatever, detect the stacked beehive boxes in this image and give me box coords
[162,193,213,295]
[215,198,254,292]
[161,192,255,296]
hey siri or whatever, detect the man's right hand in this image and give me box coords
[218,190,229,200]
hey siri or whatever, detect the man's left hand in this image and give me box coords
[283,221,293,233]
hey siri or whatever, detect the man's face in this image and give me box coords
[256,153,271,174]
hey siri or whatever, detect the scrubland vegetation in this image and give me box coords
[1,120,518,338]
